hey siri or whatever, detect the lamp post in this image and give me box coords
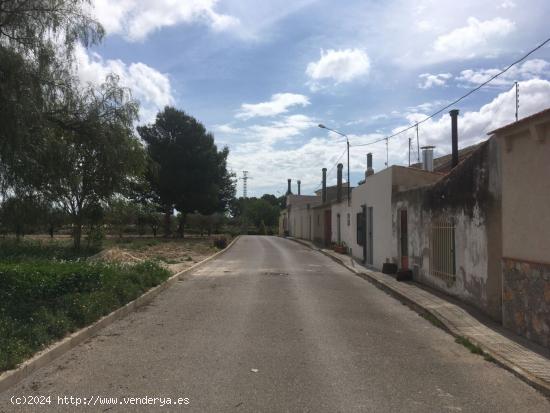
[318,124,350,206]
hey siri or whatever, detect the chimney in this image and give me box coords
[336,163,343,203]
[366,152,374,178]
[449,109,459,168]
[421,146,435,172]
[297,180,301,195]
[287,179,292,195]
[322,168,327,203]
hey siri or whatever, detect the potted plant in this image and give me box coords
[334,241,347,254]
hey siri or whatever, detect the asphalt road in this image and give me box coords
[1,236,549,412]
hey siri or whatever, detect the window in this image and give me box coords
[430,217,456,283]
[347,213,350,226]
[356,212,365,246]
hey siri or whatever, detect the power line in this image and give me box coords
[350,35,550,148]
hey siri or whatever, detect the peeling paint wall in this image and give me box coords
[392,139,502,320]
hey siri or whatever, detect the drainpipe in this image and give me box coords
[450,109,459,168]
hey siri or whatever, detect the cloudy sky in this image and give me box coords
[80,0,550,196]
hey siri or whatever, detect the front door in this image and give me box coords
[324,209,332,246]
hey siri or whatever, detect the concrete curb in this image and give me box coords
[0,236,241,394]
[288,237,550,397]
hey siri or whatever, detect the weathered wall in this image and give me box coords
[502,258,550,348]
[286,195,320,240]
[392,139,502,320]
[495,111,550,348]
[349,168,393,269]
[500,120,550,262]
[331,201,353,246]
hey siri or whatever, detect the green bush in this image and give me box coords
[0,260,169,371]
[0,239,98,262]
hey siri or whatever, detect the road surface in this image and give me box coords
[1,236,548,412]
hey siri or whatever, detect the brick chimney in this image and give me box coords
[297,180,301,195]
[336,163,343,202]
[450,109,459,168]
[286,179,292,195]
[365,153,374,179]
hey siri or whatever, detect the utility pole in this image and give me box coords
[416,123,420,163]
[408,137,411,167]
[240,171,252,198]
[239,171,253,235]
[515,81,520,122]
[385,137,389,167]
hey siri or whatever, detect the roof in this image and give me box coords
[488,107,550,135]
[410,142,485,173]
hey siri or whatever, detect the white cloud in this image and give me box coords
[418,73,452,89]
[498,1,516,9]
[236,93,310,120]
[394,79,550,162]
[226,79,550,196]
[74,45,174,123]
[91,0,239,41]
[306,48,371,90]
[457,59,550,87]
[429,17,515,61]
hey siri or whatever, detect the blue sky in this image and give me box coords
[79,0,550,196]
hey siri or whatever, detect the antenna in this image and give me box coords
[416,123,420,163]
[239,171,253,198]
[408,137,411,167]
[385,137,389,167]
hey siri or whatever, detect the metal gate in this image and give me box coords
[430,217,456,283]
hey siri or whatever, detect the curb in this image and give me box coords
[288,237,550,397]
[0,236,241,394]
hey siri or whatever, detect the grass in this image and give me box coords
[455,336,496,362]
[0,238,99,262]
[420,312,446,330]
[0,239,170,372]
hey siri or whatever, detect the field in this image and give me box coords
[0,235,228,372]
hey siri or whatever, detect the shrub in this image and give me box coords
[0,260,169,372]
[213,236,227,249]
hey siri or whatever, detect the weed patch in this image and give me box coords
[0,260,169,372]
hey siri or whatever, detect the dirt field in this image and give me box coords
[90,237,228,273]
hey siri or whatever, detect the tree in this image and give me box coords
[0,195,43,238]
[138,107,235,237]
[106,199,137,238]
[36,75,145,249]
[0,0,103,189]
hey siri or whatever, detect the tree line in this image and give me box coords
[0,1,284,248]
[0,1,234,248]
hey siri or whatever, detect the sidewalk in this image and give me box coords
[289,237,550,397]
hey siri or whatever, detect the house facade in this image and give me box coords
[391,138,503,320]
[490,108,550,348]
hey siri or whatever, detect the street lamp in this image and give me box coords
[318,124,350,205]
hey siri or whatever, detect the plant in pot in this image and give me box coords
[334,241,347,254]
